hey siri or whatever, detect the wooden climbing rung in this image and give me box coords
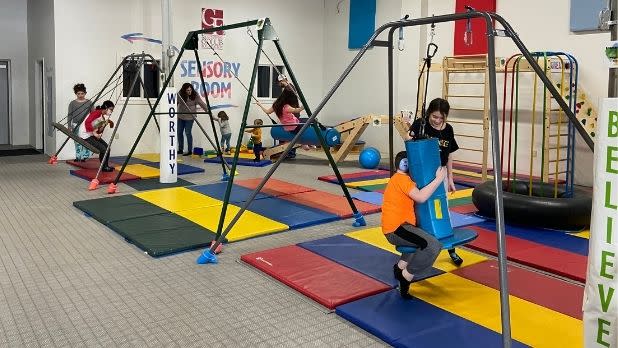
[449,120,484,125]
[445,95,484,98]
[52,122,101,154]
[445,81,485,85]
[449,107,485,112]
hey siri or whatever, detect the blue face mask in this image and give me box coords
[399,158,408,172]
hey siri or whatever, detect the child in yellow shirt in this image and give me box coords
[246,119,264,162]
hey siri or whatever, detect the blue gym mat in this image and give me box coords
[474,220,588,256]
[450,212,485,228]
[189,183,271,204]
[351,191,383,206]
[204,157,272,167]
[246,197,340,229]
[336,289,529,348]
[298,235,443,287]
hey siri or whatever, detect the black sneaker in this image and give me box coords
[398,278,414,299]
[449,249,463,266]
[102,166,114,172]
[183,152,191,156]
[393,264,406,282]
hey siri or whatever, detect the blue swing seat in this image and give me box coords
[395,228,478,254]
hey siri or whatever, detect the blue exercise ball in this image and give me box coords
[359,147,381,169]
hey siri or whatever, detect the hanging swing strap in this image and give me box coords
[411,23,438,139]
[464,6,474,46]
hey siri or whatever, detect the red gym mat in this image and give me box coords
[241,245,391,309]
[70,168,140,184]
[235,178,315,197]
[280,190,381,218]
[450,203,478,214]
[466,226,587,283]
[318,170,390,182]
[452,260,584,319]
[66,159,119,170]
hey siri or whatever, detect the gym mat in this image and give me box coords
[317,170,390,183]
[279,190,381,218]
[106,213,217,257]
[241,245,391,309]
[70,168,141,184]
[447,188,474,200]
[344,227,487,273]
[124,178,195,191]
[206,152,255,159]
[188,182,270,203]
[142,162,205,175]
[466,226,587,282]
[448,196,473,207]
[298,235,443,287]
[345,178,390,188]
[354,183,386,192]
[134,187,221,212]
[204,156,271,167]
[234,178,315,197]
[336,289,528,348]
[245,197,339,229]
[351,191,383,206]
[473,220,588,256]
[319,173,391,185]
[450,203,478,214]
[411,273,582,347]
[109,156,153,165]
[118,164,161,179]
[177,204,288,242]
[452,260,584,319]
[73,195,168,224]
[133,153,183,163]
[450,211,485,228]
[66,159,119,170]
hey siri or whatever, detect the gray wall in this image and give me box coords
[0,0,30,145]
[27,0,56,153]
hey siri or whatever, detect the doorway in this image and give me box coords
[0,60,10,145]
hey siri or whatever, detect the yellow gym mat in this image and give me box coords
[178,205,288,242]
[206,152,255,159]
[448,188,474,200]
[346,178,390,188]
[413,273,582,347]
[345,227,486,272]
[118,164,161,179]
[133,153,183,163]
[134,187,221,212]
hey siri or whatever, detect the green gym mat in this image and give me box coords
[124,178,195,191]
[73,195,168,224]
[354,183,387,192]
[448,196,473,207]
[106,213,218,257]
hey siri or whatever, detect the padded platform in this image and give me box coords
[344,227,487,273]
[298,235,443,287]
[450,203,478,214]
[70,168,141,184]
[118,164,161,179]
[73,195,168,223]
[234,178,315,197]
[246,197,339,229]
[177,204,288,242]
[66,159,119,170]
[452,260,584,319]
[106,213,217,257]
[467,226,587,282]
[395,228,478,253]
[188,183,270,203]
[351,191,383,206]
[241,245,391,309]
[474,220,588,256]
[134,187,221,212]
[204,156,271,167]
[336,289,528,348]
[280,191,381,218]
[124,178,194,191]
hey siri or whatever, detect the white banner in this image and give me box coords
[584,98,618,347]
[160,87,178,183]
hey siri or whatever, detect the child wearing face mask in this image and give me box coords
[409,97,462,265]
[80,100,115,172]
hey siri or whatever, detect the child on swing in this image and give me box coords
[79,100,115,172]
[382,151,446,298]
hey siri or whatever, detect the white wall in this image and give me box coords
[52,0,325,160]
[28,0,56,153]
[1,0,29,146]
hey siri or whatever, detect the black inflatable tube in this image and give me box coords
[472,180,592,231]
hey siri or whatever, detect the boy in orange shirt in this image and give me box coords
[382,151,446,298]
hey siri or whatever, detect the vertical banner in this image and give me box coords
[453,0,496,55]
[584,98,618,347]
[348,0,376,49]
[160,87,178,183]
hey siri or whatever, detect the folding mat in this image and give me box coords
[66,158,119,170]
[451,260,584,319]
[466,226,587,282]
[241,245,391,309]
[204,156,271,167]
[234,178,315,197]
[70,168,141,184]
[336,289,529,348]
[124,178,195,191]
[297,235,443,287]
[279,190,381,218]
